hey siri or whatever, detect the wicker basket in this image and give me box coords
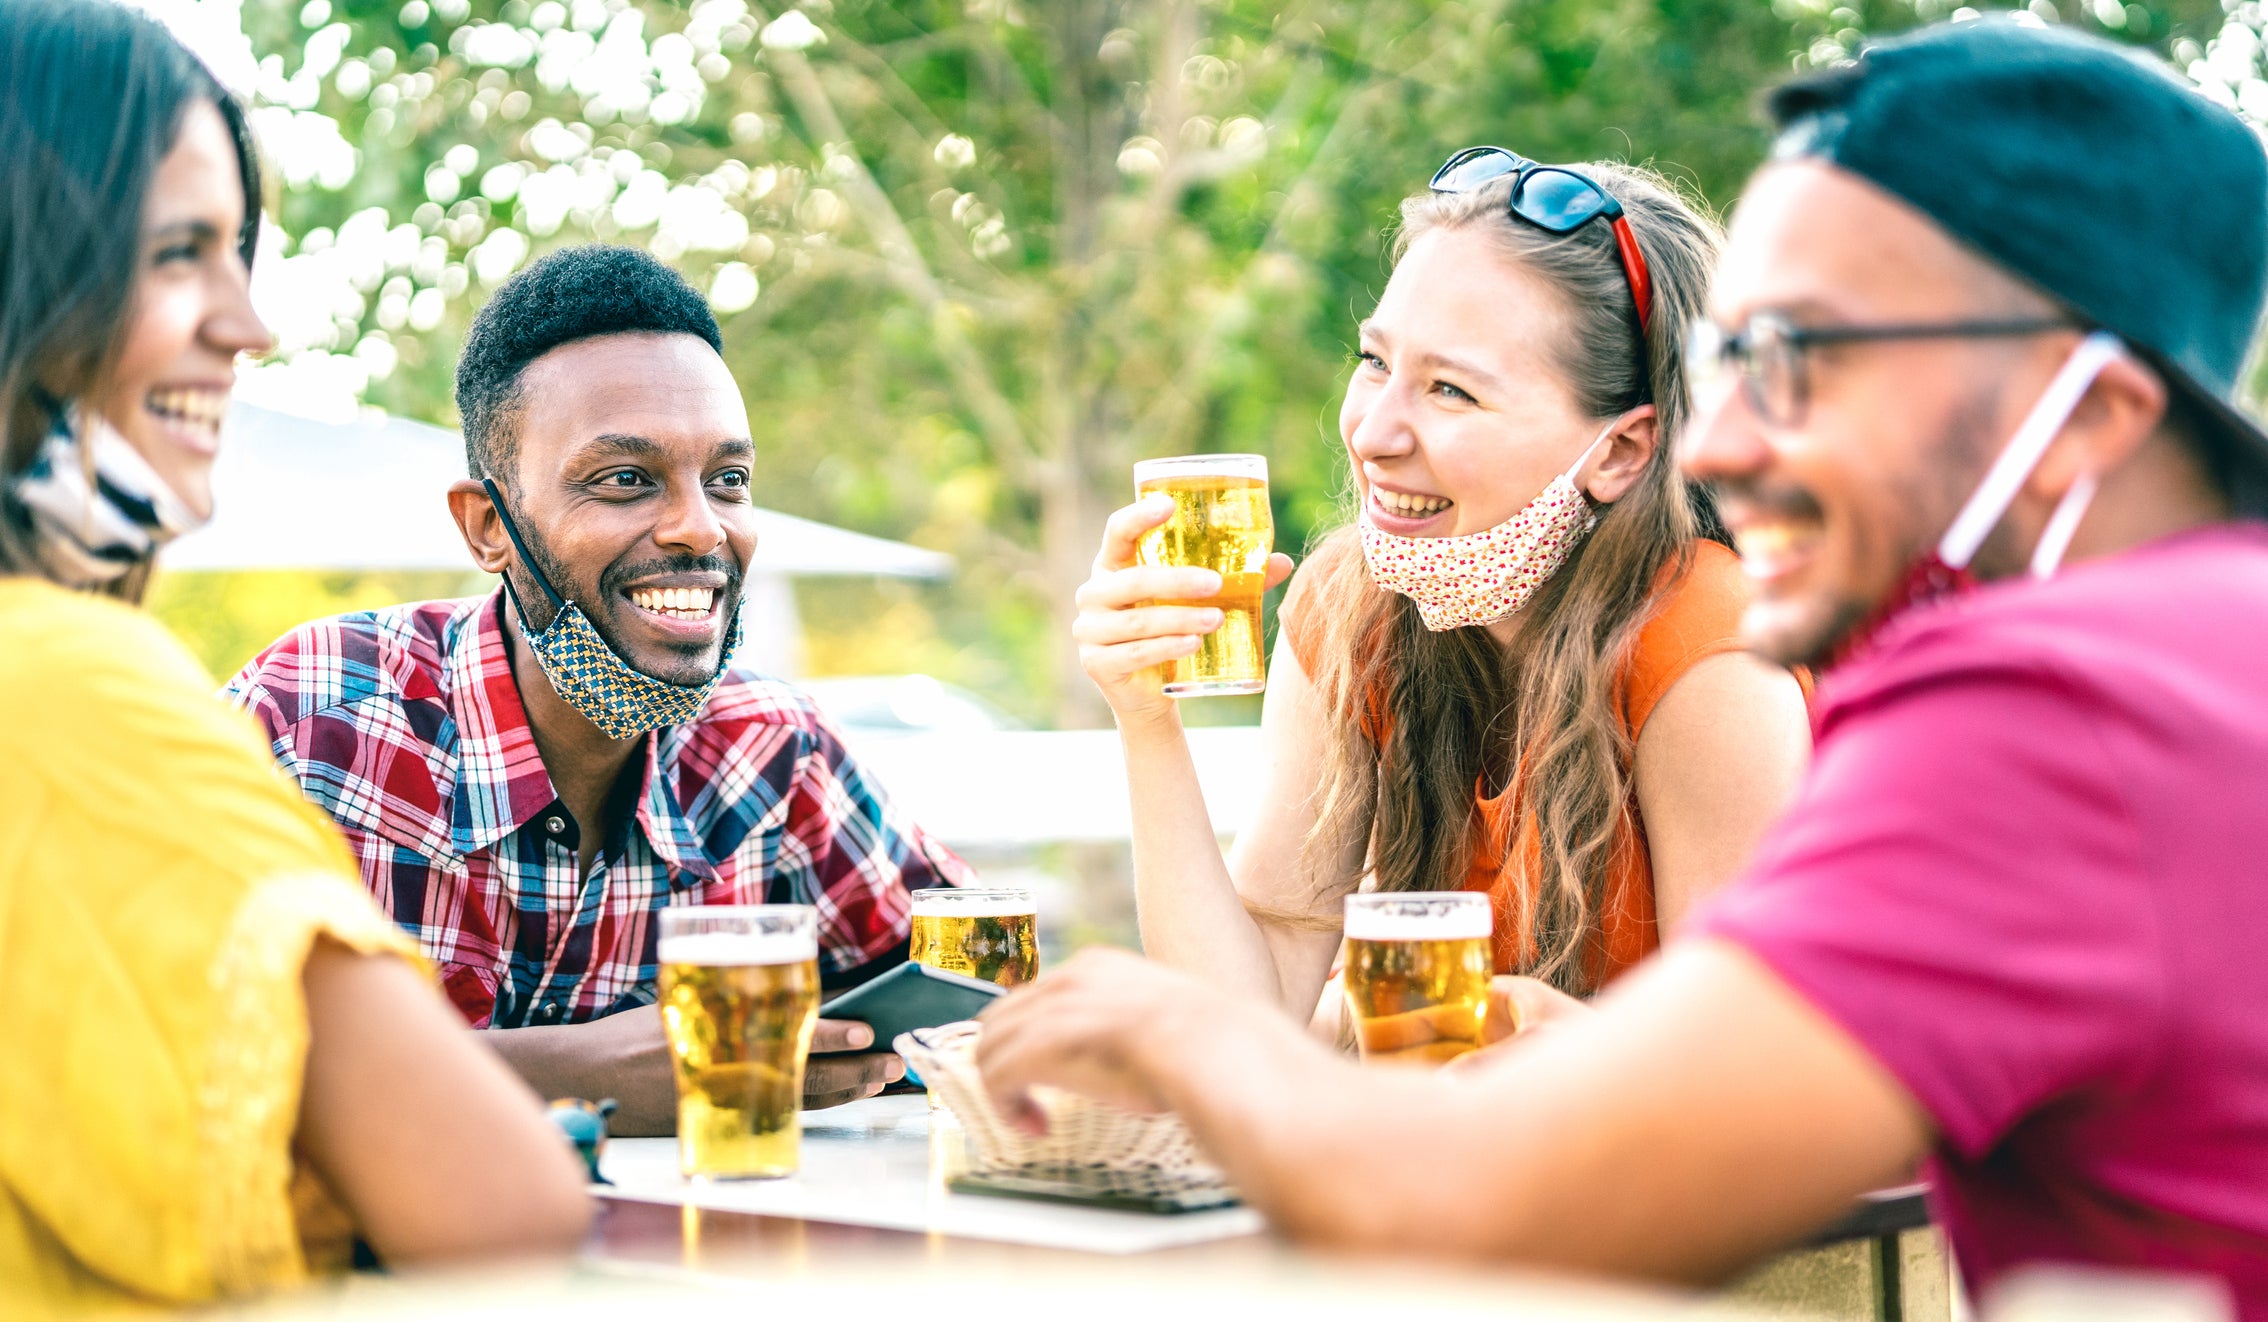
[895,1022,1228,1198]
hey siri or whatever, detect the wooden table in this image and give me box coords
[583,1096,1945,1321]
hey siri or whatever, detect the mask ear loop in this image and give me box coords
[1565,415,1632,495]
[2028,469,2098,579]
[1937,331,2124,572]
[481,477,569,628]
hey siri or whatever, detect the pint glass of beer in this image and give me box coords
[908,887,1039,987]
[657,905,821,1180]
[1132,454,1273,697]
[1341,893,1492,1067]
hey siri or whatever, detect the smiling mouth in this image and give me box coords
[145,387,227,443]
[627,586,717,620]
[1734,515,1825,581]
[1371,488,1454,518]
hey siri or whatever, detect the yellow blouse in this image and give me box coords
[0,578,418,1316]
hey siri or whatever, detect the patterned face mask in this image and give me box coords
[481,479,741,740]
[1360,422,1617,631]
[7,400,203,589]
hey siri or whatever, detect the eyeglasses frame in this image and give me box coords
[1687,312,2083,428]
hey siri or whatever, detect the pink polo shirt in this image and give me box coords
[1692,524,2268,1316]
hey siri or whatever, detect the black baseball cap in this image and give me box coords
[1765,19,2268,509]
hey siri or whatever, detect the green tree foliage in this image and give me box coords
[231,0,2224,723]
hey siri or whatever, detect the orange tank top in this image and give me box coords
[1283,536,1764,988]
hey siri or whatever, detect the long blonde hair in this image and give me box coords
[1300,162,1725,995]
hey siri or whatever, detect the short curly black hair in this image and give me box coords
[455,243,723,489]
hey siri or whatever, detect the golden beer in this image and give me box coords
[1133,454,1273,697]
[657,907,821,1180]
[908,887,1039,987]
[1341,893,1492,1067]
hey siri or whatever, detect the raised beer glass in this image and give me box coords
[1342,892,1492,1066]
[1132,453,1273,697]
[908,886,1039,987]
[657,905,821,1180]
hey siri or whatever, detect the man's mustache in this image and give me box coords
[599,554,743,600]
[1705,478,1826,528]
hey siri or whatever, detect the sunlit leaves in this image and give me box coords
[709,260,760,312]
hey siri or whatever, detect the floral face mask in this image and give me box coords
[1360,422,1617,631]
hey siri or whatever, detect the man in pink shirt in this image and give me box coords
[967,19,2268,1313]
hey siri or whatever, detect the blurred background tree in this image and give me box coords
[167,0,2227,720]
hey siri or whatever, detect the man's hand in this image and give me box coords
[485,1004,678,1134]
[484,1006,907,1134]
[975,948,1208,1133]
[805,1019,905,1110]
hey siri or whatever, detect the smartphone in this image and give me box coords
[818,960,1004,1049]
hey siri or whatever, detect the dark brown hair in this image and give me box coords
[0,0,261,598]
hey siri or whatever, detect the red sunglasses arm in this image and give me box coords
[1610,215,1653,335]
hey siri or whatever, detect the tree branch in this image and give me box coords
[766,44,1043,487]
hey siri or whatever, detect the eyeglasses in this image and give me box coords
[1428,145,1654,338]
[1685,312,2080,427]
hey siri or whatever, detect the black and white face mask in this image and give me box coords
[7,402,203,588]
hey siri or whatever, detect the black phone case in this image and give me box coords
[818,960,1004,1047]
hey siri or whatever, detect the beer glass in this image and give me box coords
[657,905,821,1180]
[1132,453,1273,697]
[1341,893,1492,1067]
[908,887,1039,987]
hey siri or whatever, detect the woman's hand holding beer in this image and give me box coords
[1442,976,1597,1075]
[1075,495,1294,724]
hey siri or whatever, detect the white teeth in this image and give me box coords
[630,586,716,618]
[1736,520,1822,575]
[1376,489,1450,516]
[146,388,227,429]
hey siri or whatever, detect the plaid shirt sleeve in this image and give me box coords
[676,676,972,980]
[222,666,305,780]
[765,694,973,974]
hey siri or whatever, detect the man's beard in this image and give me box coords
[1771,594,1876,671]
[508,520,741,686]
[1728,387,2010,670]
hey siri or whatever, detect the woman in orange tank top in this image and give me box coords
[1072,152,1810,1044]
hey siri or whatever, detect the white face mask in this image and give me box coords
[1817,331,2123,670]
[1359,422,1617,631]
[1935,329,2123,580]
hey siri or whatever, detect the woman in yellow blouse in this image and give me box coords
[0,2,590,1312]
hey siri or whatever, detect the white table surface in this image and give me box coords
[596,1094,1266,1254]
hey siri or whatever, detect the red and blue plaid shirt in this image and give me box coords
[224,589,971,1029]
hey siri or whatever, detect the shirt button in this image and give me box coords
[536,1003,562,1024]
[544,815,567,835]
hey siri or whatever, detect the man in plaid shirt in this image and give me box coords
[227,246,970,1132]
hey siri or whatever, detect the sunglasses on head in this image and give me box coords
[1428,146,1654,338]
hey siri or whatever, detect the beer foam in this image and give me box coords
[910,892,1036,917]
[658,931,816,966]
[1342,908,1493,942]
